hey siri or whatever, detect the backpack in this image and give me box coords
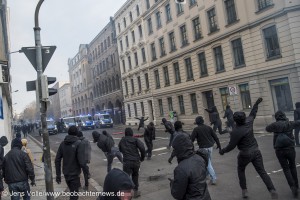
[274,133,294,148]
[195,148,209,167]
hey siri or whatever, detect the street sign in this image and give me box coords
[26,80,36,91]
[22,46,56,72]
[229,86,238,95]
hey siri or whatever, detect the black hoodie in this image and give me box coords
[205,106,221,124]
[295,102,300,121]
[99,168,134,200]
[55,135,85,179]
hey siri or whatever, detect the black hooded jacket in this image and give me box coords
[55,135,86,179]
[223,106,234,122]
[135,117,148,127]
[205,106,221,124]
[144,124,156,143]
[99,168,134,200]
[191,124,221,149]
[222,102,259,153]
[0,136,8,190]
[3,142,35,184]
[171,134,211,200]
[266,111,300,149]
[295,102,300,121]
[118,132,145,162]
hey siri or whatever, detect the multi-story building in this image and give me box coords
[58,82,72,118]
[117,0,300,128]
[88,18,124,124]
[68,44,93,116]
[114,0,154,125]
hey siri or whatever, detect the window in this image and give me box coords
[225,0,237,24]
[178,95,185,114]
[185,57,194,80]
[136,5,140,16]
[107,36,111,47]
[156,12,162,29]
[125,36,129,48]
[177,3,184,15]
[116,75,120,89]
[220,87,229,110]
[101,43,104,52]
[163,66,170,86]
[118,23,121,33]
[137,76,142,92]
[258,0,273,11]
[134,52,139,66]
[207,8,218,33]
[159,37,166,56]
[239,84,252,109]
[169,31,176,52]
[232,38,245,67]
[141,102,145,116]
[166,4,172,22]
[154,70,160,89]
[123,18,127,28]
[198,52,208,76]
[122,60,126,72]
[128,56,132,69]
[125,81,128,95]
[132,31,136,43]
[148,18,153,35]
[192,17,202,40]
[173,62,181,83]
[146,0,150,9]
[120,40,123,51]
[141,48,146,62]
[180,25,188,46]
[131,79,135,94]
[263,25,281,59]
[269,78,293,112]
[190,0,197,7]
[151,43,157,61]
[138,25,143,38]
[134,103,137,117]
[158,99,164,116]
[213,46,225,72]
[190,93,198,114]
[167,97,173,111]
[129,12,133,22]
[127,104,131,117]
[145,73,150,89]
[104,40,107,50]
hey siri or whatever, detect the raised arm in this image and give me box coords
[249,98,263,119]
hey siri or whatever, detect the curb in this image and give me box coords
[28,134,103,192]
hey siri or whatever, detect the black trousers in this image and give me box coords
[237,150,275,191]
[276,148,298,188]
[82,165,90,187]
[65,176,81,200]
[145,139,153,157]
[295,128,300,145]
[123,161,140,190]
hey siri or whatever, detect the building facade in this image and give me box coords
[68,44,93,116]
[47,81,68,120]
[59,83,72,118]
[88,18,124,124]
[114,0,154,125]
[116,0,300,128]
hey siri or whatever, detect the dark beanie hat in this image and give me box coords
[77,131,83,137]
[174,121,183,131]
[125,128,133,136]
[195,116,204,125]
[233,112,246,125]
[92,131,100,143]
[275,111,287,121]
[68,125,78,136]
[12,138,22,149]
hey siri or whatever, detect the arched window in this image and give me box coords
[116,75,120,89]
[105,80,108,94]
[98,83,102,96]
[112,76,116,91]
[102,81,105,94]
[108,78,112,92]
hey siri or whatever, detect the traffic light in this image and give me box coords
[41,75,57,100]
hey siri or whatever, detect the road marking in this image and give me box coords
[153,147,167,152]
[256,163,300,178]
[157,152,168,156]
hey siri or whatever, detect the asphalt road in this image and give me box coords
[32,126,300,200]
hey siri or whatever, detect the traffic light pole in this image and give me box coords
[34,0,54,199]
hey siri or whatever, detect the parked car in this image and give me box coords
[39,119,58,136]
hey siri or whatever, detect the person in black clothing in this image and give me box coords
[135,116,148,131]
[92,130,123,173]
[294,102,300,146]
[169,133,211,200]
[219,98,278,199]
[266,111,300,198]
[22,124,28,138]
[98,168,135,200]
[162,118,175,149]
[205,106,226,135]
[55,126,88,200]
[77,131,91,190]
[11,132,21,149]
[3,139,35,200]
[0,136,8,197]
[191,116,221,185]
[144,122,156,160]
[119,128,145,198]
[223,105,234,131]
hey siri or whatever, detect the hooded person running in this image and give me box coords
[223,105,234,131]
[162,118,175,149]
[144,122,156,160]
[135,116,148,131]
[77,131,91,190]
[205,106,226,135]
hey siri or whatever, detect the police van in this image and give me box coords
[94,112,113,128]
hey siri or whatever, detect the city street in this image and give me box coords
[32,126,300,200]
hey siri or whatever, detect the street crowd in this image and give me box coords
[0,98,299,200]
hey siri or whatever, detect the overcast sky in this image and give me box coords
[8,0,125,114]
